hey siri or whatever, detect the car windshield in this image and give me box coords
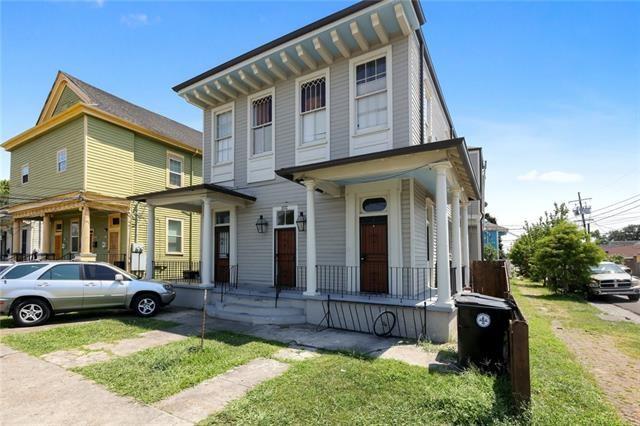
[1,263,47,279]
[590,263,626,274]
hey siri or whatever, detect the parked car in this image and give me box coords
[0,261,176,326]
[0,262,13,275]
[588,262,640,301]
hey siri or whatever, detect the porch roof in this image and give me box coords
[276,138,480,200]
[5,191,131,220]
[128,183,256,212]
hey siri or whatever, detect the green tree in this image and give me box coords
[483,244,498,261]
[509,202,570,280]
[606,224,640,241]
[0,179,9,208]
[533,221,605,293]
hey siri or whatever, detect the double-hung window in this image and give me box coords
[355,56,387,130]
[215,110,233,163]
[166,219,183,254]
[300,77,326,144]
[70,220,80,253]
[167,152,183,187]
[57,149,67,172]
[251,95,272,155]
[21,164,29,184]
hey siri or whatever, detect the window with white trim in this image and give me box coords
[300,77,326,144]
[70,220,80,253]
[251,95,273,155]
[355,56,387,130]
[21,164,29,184]
[166,219,183,254]
[167,153,183,187]
[57,149,67,172]
[215,110,233,163]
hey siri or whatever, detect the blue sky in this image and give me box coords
[2,1,639,243]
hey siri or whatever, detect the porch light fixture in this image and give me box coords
[296,211,306,232]
[255,215,268,234]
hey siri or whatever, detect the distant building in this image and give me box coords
[483,222,508,255]
[600,241,640,275]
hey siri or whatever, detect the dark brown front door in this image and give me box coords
[275,228,296,287]
[360,216,388,293]
[54,234,62,259]
[215,226,230,284]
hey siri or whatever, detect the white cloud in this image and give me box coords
[517,170,583,183]
[94,0,106,7]
[120,13,150,28]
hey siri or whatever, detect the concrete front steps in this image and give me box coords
[206,293,307,325]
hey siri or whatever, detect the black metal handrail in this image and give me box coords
[152,260,201,284]
[217,265,239,303]
[275,263,307,307]
[316,264,433,301]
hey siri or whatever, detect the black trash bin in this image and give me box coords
[455,293,513,371]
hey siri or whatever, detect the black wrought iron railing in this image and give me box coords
[315,265,433,301]
[152,260,201,284]
[95,253,127,269]
[216,265,239,302]
[11,252,56,262]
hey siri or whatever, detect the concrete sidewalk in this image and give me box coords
[0,344,189,426]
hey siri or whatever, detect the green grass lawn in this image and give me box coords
[514,279,640,359]
[511,279,625,425]
[0,317,177,356]
[75,331,284,403]
[201,280,624,425]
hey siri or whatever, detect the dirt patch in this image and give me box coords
[551,321,640,425]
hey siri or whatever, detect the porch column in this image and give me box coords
[42,214,51,254]
[451,189,463,294]
[201,197,212,285]
[145,205,155,280]
[461,201,470,287]
[433,163,452,305]
[303,179,318,296]
[12,219,21,254]
[77,205,95,261]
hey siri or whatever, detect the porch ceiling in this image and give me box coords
[128,183,256,212]
[276,138,480,201]
[173,0,424,109]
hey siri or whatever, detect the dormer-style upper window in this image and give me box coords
[167,152,183,187]
[57,148,67,172]
[355,56,387,130]
[251,95,273,155]
[300,77,326,144]
[21,164,29,184]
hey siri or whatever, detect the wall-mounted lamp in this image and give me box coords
[296,212,306,232]
[255,215,268,234]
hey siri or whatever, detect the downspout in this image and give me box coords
[417,31,425,144]
[188,155,194,265]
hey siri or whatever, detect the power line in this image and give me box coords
[589,193,640,214]
[590,198,640,220]
[590,204,640,222]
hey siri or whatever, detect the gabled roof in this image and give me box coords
[2,71,202,153]
[61,72,202,149]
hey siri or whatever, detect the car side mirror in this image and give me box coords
[115,274,124,282]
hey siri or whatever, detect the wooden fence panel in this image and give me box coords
[471,260,510,298]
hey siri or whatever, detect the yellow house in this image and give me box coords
[1,71,203,274]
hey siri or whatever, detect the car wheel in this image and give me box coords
[132,294,160,317]
[12,298,51,327]
[628,294,640,302]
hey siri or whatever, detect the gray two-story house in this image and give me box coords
[133,0,485,342]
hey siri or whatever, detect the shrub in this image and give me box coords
[533,221,605,293]
[483,245,498,261]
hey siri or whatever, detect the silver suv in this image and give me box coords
[0,262,176,327]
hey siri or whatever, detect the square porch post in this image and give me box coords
[200,197,213,285]
[451,188,463,294]
[42,214,51,254]
[11,219,21,254]
[303,179,318,296]
[433,163,452,305]
[461,201,470,286]
[145,205,155,280]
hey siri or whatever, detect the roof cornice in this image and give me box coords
[2,103,202,156]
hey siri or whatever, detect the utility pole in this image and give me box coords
[577,192,587,233]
